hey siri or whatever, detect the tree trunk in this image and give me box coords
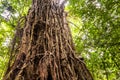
[3,0,93,80]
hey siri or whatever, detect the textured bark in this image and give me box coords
[3,0,93,80]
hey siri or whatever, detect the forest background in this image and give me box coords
[0,0,120,80]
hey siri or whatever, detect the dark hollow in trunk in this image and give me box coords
[3,0,93,80]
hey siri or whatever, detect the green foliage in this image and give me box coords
[0,22,13,80]
[68,0,120,80]
[0,0,31,79]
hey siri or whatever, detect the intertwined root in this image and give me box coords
[3,0,93,80]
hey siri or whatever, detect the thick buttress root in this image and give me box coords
[3,0,93,80]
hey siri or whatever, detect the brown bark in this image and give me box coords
[3,0,93,80]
